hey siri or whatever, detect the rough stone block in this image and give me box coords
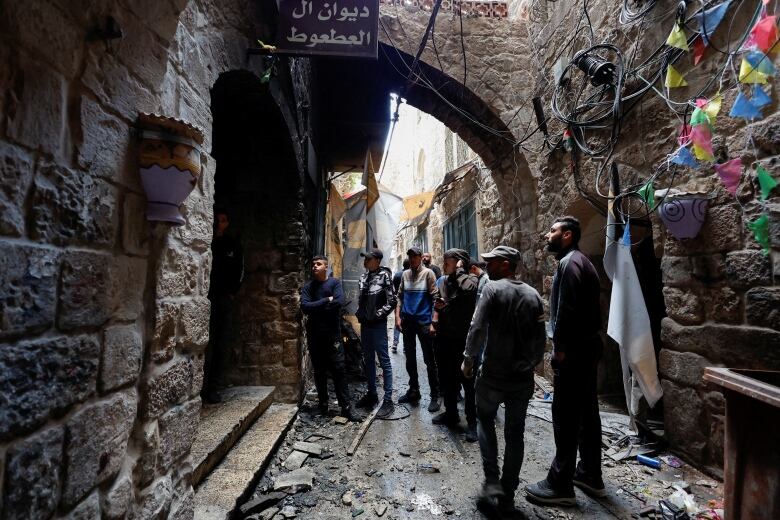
[101,324,143,393]
[102,474,134,520]
[283,339,299,367]
[58,251,111,330]
[63,492,100,519]
[247,296,281,322]
[268,271,303,295]
[136,421,159,487]
[746,286,780,330]
[709,414,725,467]
[191,353,205,397]
[262,321,299,342]
[0,243,60,340]
[199,249,213,296]
[174,190,213,254]
[123,192,150,255]
[144,358,193,418]
[661,380,707,460]
[137,476,173,520]
[0,335,98,440]
[1,427,63,520]
[152,300,178,363]
[662,287,703,325]
[246,249,282,272]
[63,389,138,507]
[76,97,131,182]
[244,342,283,366]
[169,487,195,520]
[691,254,725,284]
[30,162,117,246]
[660,256,692,287]
[156,240,199,298]
[6,55,65,157]
[659,349,714,388]
[0,143,34,236]
[703,391,725,415]
[260,366,301,386]
[280,294,300,320]
[158,398,201,470]
[725,250,772,289]
[704,286,743,324]
[178,297,210,351]
[109,255,147,321]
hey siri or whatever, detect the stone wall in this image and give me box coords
[0,0,315,518]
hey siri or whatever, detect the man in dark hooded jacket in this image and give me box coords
[355,248,397,416]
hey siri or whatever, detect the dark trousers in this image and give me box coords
[434,334,476,424]
[475,374,534,495]
[308,334,351,410]
[546,357,602,490]
[401,320,439,398]
[203,294,232,397]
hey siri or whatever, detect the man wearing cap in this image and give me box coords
[431,248,479,441]
[526,216,604,506]
[462,245,546,514]
[355,248,396,417]
[395,246,441,412]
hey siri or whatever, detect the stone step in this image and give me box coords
[191,386,276,485]
[194,402,298,520]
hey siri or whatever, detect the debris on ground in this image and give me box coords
[282,451,308,470]
[291,441,323,456]
[273,467,314,493]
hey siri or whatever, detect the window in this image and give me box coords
[414,224,429,253]
[443,200,478,259]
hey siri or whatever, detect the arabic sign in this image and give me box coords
[277,0,379,58]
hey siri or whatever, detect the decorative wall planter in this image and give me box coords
[657,194,709,240]
[137,113,205,226]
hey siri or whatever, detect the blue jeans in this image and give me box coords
[361,325,393,401]
[393,324,401,346]
[475,374,534,495]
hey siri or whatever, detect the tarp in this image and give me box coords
[362,151,380,212]
[367,184,404,267]
[325,184,346,278]
[401,191,435,222]
[342,189,367,315]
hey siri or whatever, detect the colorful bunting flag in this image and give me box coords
[665,65,688,88]
[703,94,723,121]
[714,158,743,195]
[690,107,712,127]
[756,165,778,199]
[637,180,655,210]
[693,143,715,162]
[739,58,769,84]
[678,124,692,146]
[666,23,689,50]
[745,50,776,75]
[671,146,699,168]
[693,36,707,65]
[690,124,712,147]
[747,214,771,254]
[694,0,732,45]
[750,15,778,53]
[729,90,764,120]
[751,85,772,107]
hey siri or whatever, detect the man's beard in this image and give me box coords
[546,238,562,253]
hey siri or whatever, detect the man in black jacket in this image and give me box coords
[301,255,356,421]
[432,249,479,442]
[355,248,397,416]
[526,216,605,506]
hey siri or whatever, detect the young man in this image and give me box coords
[470,260,490,301]
[395,246,441,412]
[526,217,605,506]
[203,207,244,404]
[432,249,479,442]
[355,248,396,417]
[422,251,442,278]
[462,246,546,515]
[391,259,410,353]
[300,256,356,421]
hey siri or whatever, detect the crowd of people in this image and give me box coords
[299,215,606,514]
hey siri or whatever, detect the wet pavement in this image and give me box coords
[243,334,724,520]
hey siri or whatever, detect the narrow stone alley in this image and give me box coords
[237,329,723,520]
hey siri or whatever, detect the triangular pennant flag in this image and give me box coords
[690,107,711,127]
[751,85,772,107]
[745,50,776,75]
[751,15,778,53]
[703,93,723,120]
[693,35,707,65]
[756,165,778,199]
[637,180,655,210]
[694,0,732,45]
[678,124,692,145]
[714,158,743,194]
[739,58,769,84]
[667,23,689,50]
[671,146,699,168]
[665,64,688,88]
[693,143,715,161]
[690,124,712,147]
[747,214,771,254]
[729,90,764,120]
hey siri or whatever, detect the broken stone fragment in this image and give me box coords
[240,492,287,516]
[279,505,297,518]
[283,451,308,470]
[334,416,349,425]
[273,468,314,494]
[342,491,353,505]
[292,441,323,456]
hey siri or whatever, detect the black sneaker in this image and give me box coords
[397,390,421,404]
[427,397,441,412]
[376,399,394,418]
[340,405,360,422]
[431,412,459,426]
[464,423,478,443]
[391,344,398,353]
[481,481,505,498]
[497,495,516,515]
[355,393,379,409]
[573,472,607,498]
[524,479,576,506]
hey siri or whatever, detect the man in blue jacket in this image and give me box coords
[301,255,356,421]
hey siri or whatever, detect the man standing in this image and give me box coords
[462,246,546,514]
[432,249,479,442]
[526,217,604,506]
[301,255,356,421]
[355,248,396,417]
[203,207,243,404]
[470,260,490,301]
[422,251,442,278]
[391,259,410,353]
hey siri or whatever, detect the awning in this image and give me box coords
[433,160,478,203]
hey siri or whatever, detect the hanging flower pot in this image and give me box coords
[137,113,205,226]
[657,194,709,240]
